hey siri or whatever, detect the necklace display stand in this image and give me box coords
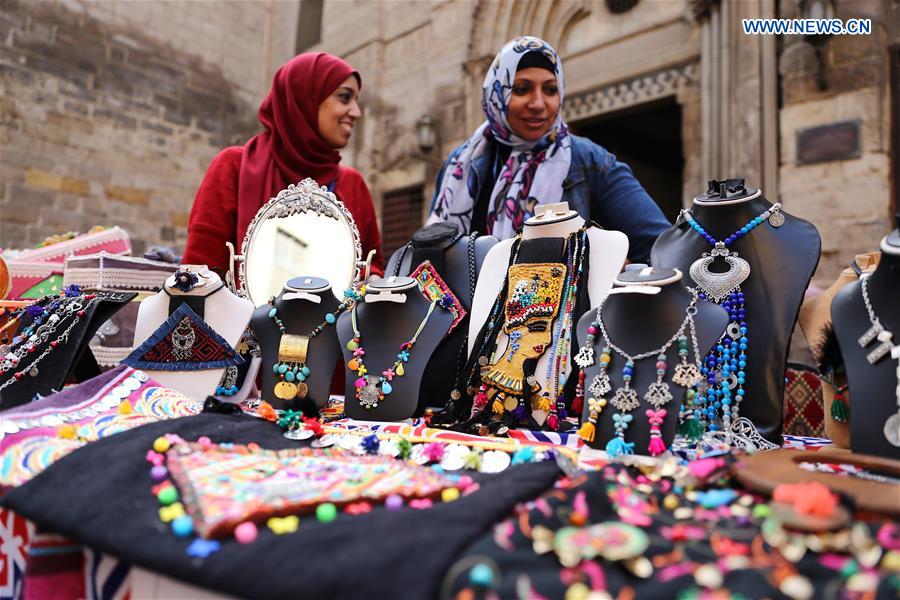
[386,223,498,410]
[336,276,454,421]
[832,224,900,459]
[252,276,343,410]
[131,266,253,399]
[651,180,820,445]
[575,268,727,454]
[0,290,136,409]
[468,203,628,422]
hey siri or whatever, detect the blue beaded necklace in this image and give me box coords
[678,202,782,436]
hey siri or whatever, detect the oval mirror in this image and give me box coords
[238,178,362,306]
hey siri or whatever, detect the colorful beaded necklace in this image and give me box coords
[577,289,701,457]
[348,298,440,410]
[679,203,781,436]
[267,288,359,402]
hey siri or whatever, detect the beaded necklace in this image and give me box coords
[678,203,782,437]
[267,289,358,402]
[348,298,439,410]
[577,290,701,457]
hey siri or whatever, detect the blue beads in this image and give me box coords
[284,370,295,382]
[325,313,336,325]
[268,308,277,318]
[278,364,288,374]
[301,366,311,377]
[469,564,495,587]
[381,381,393,395]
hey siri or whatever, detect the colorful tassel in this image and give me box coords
[492,398,504,414]
[571,394,583,415]
[605,437,633,458]
[677,416,703,440]
[537,395,552,412]
[830,395,849,423]
[547,414,559,431]
[578,421,595,442]
[646,408,667,456]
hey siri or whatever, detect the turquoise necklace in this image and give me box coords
[268,289,359,402]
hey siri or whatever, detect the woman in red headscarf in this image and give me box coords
[183,52,383,276]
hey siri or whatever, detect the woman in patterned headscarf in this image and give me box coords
[427,36,668,262]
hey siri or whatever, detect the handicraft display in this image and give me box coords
[857,275,900,447]
[347,298,442,410]
[268,288,358,402]
[157,439,459,539]
[410,260,467,333]
[679,203,782,438]
[466,228,589,431]
[575,290,703,456]
[0,289,100,394]
[0,365,199,488]
[122,303,243,372]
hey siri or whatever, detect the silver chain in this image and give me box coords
[860,274,883,329]
[596,288,699,362]
[0,298,86,371]
[0,297,98,392]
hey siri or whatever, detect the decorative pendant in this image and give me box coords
[644,382,672,409]
[689,243,751,302]
[884,411,900,447]
[358,375,383,409]
[573,345,594,369]
[589,373,611,398]
[274,380,298,400]
[170,317,196,360]
[611,387,639,412]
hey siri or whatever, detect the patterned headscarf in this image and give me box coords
[428,36,572,239]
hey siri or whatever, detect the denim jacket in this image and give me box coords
[430,134,670,263]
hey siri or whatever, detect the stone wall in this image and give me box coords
[778,0,896,286]
[0,0,284,253]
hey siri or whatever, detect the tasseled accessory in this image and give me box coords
[474,388,489,409]
[397,438,412,459]
[511,402,527,422]
[607,413,634,458]
[830,386,850,422]
[677,415,704,440]
[578,421,596,442]
[571,394,583,415]
[547,414,559,431]
[537,395,552,412]
[492,397,505,414]
[647,408,668,456]
[555,396,567,420]
[605,437,634,458]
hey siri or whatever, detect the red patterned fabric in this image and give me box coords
[783,365,825,437]
[141,315,234,364]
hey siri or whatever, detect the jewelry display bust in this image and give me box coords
[336,276,454,422]
[651,179,820,445]
[131,265,253,399]
[832,227,900,459]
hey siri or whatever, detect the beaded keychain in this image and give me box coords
[679,202,781,435]
[267,288,359,402]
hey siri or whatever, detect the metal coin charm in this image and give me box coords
[274,381,298,400]
[884,412,900,447]
[479,450,512,473]
[295,382,309,399]
[768,211,785,227]
[283,428,314,441]
[503,395,519,412]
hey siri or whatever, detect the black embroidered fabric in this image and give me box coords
[1,413,561,600]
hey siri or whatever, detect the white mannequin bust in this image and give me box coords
[468,203,629,423]
[131,265,254,399]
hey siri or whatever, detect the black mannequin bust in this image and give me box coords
[251,276,343,410]
[0,290,137,409]
[386,223,498,411]
[575,268,727,453]
[831,224,900,459]
[336,276,455,421]
[651,179,821,445]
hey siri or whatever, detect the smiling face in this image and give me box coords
[506,67,560,142]
[317,75,361,149]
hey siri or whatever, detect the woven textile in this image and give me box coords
[783,364,825,437]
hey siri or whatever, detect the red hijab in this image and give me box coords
[237,53,359,245]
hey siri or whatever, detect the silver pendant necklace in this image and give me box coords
[858,274,900,447]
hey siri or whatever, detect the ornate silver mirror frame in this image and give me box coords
[226,178,363,305]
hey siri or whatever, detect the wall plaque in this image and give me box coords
[796,120,861,165]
